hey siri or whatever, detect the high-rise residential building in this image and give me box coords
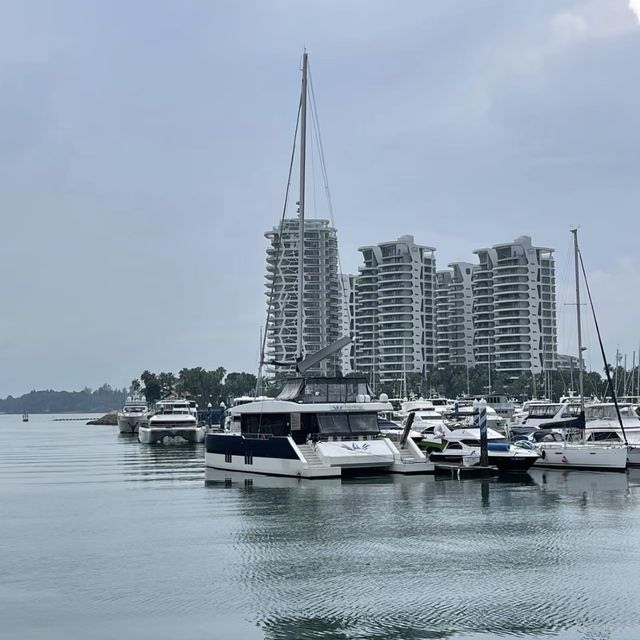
[353,235,436,386]
[339,273,355,375]
[472,236,557,376]
[436,262,475,368]
[264,218,342,377]
[435,270,453,367]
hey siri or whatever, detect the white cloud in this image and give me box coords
[630,0,640,24]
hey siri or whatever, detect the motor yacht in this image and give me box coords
[139,399,204,444]
[117,396,148,434]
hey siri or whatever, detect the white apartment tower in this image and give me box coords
[436,262,475,368]
[472,236,557,376]
[339,273,355,375]
[354,235,436,386]
[264,218,342,376]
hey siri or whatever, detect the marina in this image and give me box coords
[4,413,640,640]
[3,4,640,640]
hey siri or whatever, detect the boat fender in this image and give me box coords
[541,450,546,460]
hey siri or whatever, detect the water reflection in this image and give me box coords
[209,468,640,639]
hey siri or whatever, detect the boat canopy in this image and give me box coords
[277,377,374,404]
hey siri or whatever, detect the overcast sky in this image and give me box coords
[1,0,639,396]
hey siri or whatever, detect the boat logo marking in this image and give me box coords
[340,442,371,452]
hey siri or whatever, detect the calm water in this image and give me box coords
[2,414,640,640]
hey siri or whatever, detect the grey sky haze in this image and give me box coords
[1,0,639,396]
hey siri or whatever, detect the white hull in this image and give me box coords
[117,414,147,434]
[627,446,640,467]
[534,443,627,471]
[204,435,433,478]
[139,426,204,444]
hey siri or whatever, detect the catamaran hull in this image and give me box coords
[138,427,204,444]
[205,434,433,478]
[534,445,627,471]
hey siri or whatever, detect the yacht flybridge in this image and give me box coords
[205,377,433,477]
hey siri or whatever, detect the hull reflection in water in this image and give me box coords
[531,468,638,496]
[205,467,341,489]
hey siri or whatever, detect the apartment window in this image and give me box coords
[225,452,232,463]
[244,453,254,465]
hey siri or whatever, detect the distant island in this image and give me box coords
[0,385,128,414]
[0,368,264,414]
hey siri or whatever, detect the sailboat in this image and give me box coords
[527,229,627,471]
[204,54,433,478]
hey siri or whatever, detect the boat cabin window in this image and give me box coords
[461,438,507,447]
[302,380,368,404]
[317,413,378,436]
[241,414,290,437]
[532,431,563,443]
[587,431,622,442]
[526,405,563,418]
[446,442,463,450]
[586,405,633,420]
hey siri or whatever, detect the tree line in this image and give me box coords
[138,367,268,407]
[0,384,128,414]
[371,365,629,401]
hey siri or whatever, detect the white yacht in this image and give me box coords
[582,403,640,466]
[517,436,628,472]
[400,404,447,434]
[117,396,148,434]
[139,399,204,444]
[205,377,433,478]
[426,425,539,473]
[513,229,630,474]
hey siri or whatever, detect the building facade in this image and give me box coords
[353,235,436,386]
[264,218,342,377]
[472,236,557,377]
[435,262,475,368]
[339,273,355,375]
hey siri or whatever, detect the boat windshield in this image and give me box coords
[586,405,635,420]
[461,438,508,447]
[527,405,564,418]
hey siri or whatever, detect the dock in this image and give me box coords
[434,463,498,479]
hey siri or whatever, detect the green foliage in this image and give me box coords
[140,371,162,404]
[223,372,258,402]
[379,365,608,401]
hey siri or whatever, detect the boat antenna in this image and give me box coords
[577,240,628,445]
[296,51,308,365]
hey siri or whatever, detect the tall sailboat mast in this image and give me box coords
[296,52,308,363]
[571,228,585,413]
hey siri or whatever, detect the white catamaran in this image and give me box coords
[205,53,433,479]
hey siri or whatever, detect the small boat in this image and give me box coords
[139,399,204,444]
[117,396,148,434]
[426,426,539,473]
[22,411,29,422]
